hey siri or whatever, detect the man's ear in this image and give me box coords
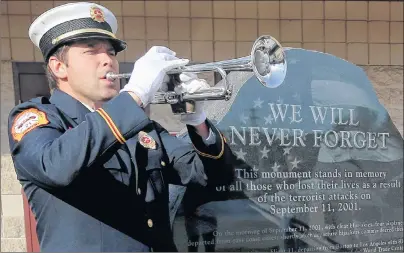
[48,56,68,79]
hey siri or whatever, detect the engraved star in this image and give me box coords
[264,114,273,125]
[290,157,301,170]
[240,113,248,124]
[272,162,280,172]
[283,147,292,155]
[234,148,247,161]
[260,146,269,159]
[253,97,264,108]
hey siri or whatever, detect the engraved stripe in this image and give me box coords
[97,109,125,144]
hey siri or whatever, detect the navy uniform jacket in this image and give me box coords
[8,89,235,252]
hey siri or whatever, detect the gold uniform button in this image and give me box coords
[147,219,153,228]
[160,161,166,166]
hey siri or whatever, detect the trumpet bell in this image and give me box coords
[251,35,287,88]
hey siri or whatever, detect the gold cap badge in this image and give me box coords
[90,6,105,23]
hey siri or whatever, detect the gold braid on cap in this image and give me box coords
[52,28,116,45]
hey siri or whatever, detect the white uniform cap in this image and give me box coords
[28,2,126,61]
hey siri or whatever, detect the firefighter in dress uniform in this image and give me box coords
[8,2,234,252]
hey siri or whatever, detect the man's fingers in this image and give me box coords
[163,59,189,71]
[190,79,210,90]
[162,74,170,83]
[158,53,178,61]
[180,79,210,94]
[174,85,184,94]
[160,75,170,92]
[147,46,176,56]
[179,73,198,82]
[187,83,200,93]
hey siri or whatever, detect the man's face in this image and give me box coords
[64,39,120,103]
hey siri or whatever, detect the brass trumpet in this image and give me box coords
[106,35,287,112]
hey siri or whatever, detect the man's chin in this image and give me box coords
[100,89,119,102]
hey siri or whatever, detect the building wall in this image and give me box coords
[1,0,403,251]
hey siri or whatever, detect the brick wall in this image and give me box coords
[1,1,403,251]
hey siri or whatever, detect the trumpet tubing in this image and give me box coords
[107,35,287,106]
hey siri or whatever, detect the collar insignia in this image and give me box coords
[139,131,156,149]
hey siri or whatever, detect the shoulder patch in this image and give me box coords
[11,108,49,142]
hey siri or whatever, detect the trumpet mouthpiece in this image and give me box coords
[105,72,131,80]
[105,72,117,81]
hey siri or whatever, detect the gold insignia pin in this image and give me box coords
[139,131,156,149]
[90,6,105,23]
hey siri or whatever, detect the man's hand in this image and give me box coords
[121,46,189,107]
[175,73,211,138]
